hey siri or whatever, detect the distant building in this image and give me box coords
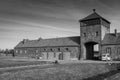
[14,9,120,60]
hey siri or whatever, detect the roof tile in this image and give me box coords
[15,36,80,48]
[102,33,120,45]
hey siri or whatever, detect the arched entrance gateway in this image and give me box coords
[84,41,99,60]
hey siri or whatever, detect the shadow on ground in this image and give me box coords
[83,70,120,80]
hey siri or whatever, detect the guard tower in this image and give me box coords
[79,9,110,60]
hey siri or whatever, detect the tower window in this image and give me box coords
[50,48,54,51]
[83,33,86,37]
[66,48,69,51]
[58,48,60,51]
[44,48,47,51]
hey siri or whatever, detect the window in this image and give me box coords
[66,48,69,51]
[117,47,120,55]
[106,47,111,54]
[36,50,38,53]
[44,49,46,51]
[95,31,99,36]
[42,48,47,52]
[25,50,27,54]
[47,53,49,59]
[54,53,56,58]
[58,48,60,51]
[16,50,18,53]
[20,50,22,54]
[50,48,53,51]
[83,33,86,37]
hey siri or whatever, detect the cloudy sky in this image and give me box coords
[0,0,120,49]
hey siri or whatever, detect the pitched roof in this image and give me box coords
[80,12,110,23]
[102,33,120,45]
[15,36,80,48]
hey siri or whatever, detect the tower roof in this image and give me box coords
[79,9,110,23]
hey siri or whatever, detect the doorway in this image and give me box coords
[59,53,63,60]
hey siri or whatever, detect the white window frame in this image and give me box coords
[20,50,22,54]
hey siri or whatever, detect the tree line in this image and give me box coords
[0,49,14,56]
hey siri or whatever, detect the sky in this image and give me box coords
[0,0,120,49]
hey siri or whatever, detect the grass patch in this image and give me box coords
[0,57,119,80]
[83,70,120,80]
[0,63,119,80]
[0,56,51,68]
[0,60,51,68]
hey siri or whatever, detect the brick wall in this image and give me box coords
[102,45,120,60]
[14,46,80,60]
[80,25,102,59]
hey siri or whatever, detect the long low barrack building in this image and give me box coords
[14,36,80,60]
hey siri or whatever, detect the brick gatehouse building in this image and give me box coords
[14,10,120,60]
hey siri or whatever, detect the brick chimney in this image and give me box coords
[22,39,29,44]
[93,9,96,13]
[38,37,42,41]
[115,29,117,36]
